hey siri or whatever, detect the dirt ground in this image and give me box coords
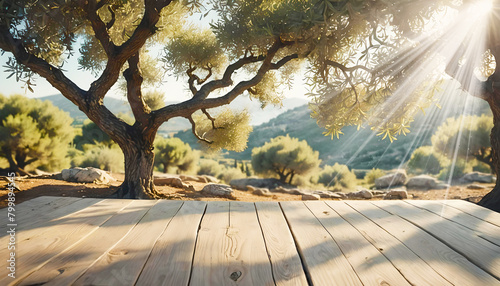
[0,173,492,208]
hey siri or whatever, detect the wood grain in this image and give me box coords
[135,201,206,286]
[17,200,154,286]
[255,201,308,286]
[336,201,452,285]
[307,201,411,286]
[74,200,184,286]
[363,200,500,285]
[280,201,363,286]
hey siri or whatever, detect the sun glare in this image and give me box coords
[476,0,493,13]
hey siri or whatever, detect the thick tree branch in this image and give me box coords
[123,52,150,126]
[87,0,173,101]
[153,39,301,126]
[187,116,213,144]
[0,27,87,108]
[84,0,116,57]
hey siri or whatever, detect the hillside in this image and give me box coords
[176,95,492,170]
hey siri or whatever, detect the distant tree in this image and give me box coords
[317,163,357,190]
[431,115,493,172]
[251,135,320,184]
[74,120,113,149]
[0,94,74,174]
[154,137,196,173]
[407,146,447,175]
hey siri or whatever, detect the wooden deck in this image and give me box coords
[2,197,500,285]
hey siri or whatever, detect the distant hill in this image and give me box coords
[176,94,492,170]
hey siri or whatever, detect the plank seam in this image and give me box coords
[185,202,208,286]
[253,202,278,286]
[278,202,314,286]
[134,201,186,286]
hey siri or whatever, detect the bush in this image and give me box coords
[198,159,225,177]
[472,160,492,173]
[79,144,124,172]
[407,146,445,175]
[364,168,386,185]
[317,163,357,190]
[437,159,471,181]
[219,167,246,184]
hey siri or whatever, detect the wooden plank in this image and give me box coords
[406,200,500,246]
[439,199,500,228]
[0,196,78,236]
[280,201,362,286]
[190,201,231,285]
[373,201,500,285]
[224,202,275,285]
[17,200,154,286]
[306,201,411,285]
[74,200,184,286]
[325,201,452,286]
[0,198,128,286]
[255,201,308,286]
[135,201,206,286]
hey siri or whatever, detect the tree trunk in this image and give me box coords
[113,139,164,199]
[478,97,500,212]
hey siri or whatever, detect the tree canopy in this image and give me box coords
[251,135,320,184]
[154,137,197,173]
[0,94,75,174]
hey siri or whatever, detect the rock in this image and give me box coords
[252,188,272,197]
[230,178,285,190]
[347,189,373,199]
[312,190,345,199]
[384,188,408,200]
[467,184,487,190]
[302,194,321,200]
[202,184,235,199]
[202,175,219,183]
[460,172,496,184]
[271,186,303,195]
[61,167,115,184]
[179,175,208,183]
[154,176,184,188]
[375,170,407,188]
[406,175,438,189]
[435,183,451,190]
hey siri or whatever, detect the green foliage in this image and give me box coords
[154,137,197,174]
[197,159,225,177]
[431,115,492,158]
[316,163,357,190]
[143,90,166,111]
[407,146,446,175]
[251,135,320,184]
[472,160,491,173]
[219,167,246,184]
[0,94,75,173]
[437,159,472,181]
[74,120,114,149]
[194,108,253,152]
[76,144,124,173]
[364,168,386,185]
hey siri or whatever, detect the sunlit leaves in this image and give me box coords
[193,108,253,152]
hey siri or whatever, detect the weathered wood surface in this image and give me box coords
[3,196,500,285]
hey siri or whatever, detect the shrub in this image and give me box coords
[407,146,445,175]
[79,144,124,172]
[317,163,357,190]
[437,159,472,181]
[198,159,225,177]
[364,168,386,185]
[472,160,491,173]
[219,167,246,184]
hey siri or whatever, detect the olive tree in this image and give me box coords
[0,94,74,174]
[154,137,197,173]
[251,135,320,184]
